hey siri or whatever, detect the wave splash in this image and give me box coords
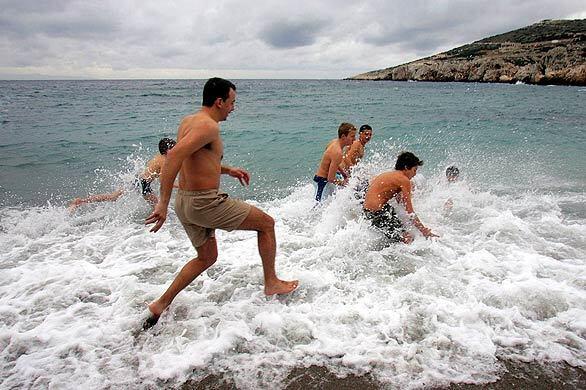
[0,155,585,389]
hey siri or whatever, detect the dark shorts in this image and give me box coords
[354,179,369,201]
[364,203,404,242]
[134,177,153,196]
[313,175,329,201]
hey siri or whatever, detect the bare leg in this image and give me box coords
[69,189,124,211]
[237,206,298,295]
[147,237,218,321]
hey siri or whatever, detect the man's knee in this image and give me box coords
[196,239,218,266]
[259,212,275,231]
[238,207,275,232]
[196,251,217,268]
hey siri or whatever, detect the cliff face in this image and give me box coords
[348,19,586,86]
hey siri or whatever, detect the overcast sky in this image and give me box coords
[1,0,584,79]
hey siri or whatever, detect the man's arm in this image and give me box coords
[327,154,346,186]
[221,165,250,186]
[400,179,438,238]
[146,121,217,232]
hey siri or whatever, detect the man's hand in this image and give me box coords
[146,202,168,233]
[420,227,439,239]
[227,167,250,186]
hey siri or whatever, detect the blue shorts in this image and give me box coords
[313,175,332,202]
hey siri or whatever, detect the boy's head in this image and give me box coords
[395,152,423,178]
[358,124,373,144]
[159,138,176,155]
[338,122,357,146]
[446,166,460,182]
[395,152,423,170]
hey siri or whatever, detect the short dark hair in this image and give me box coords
[202,77,236,107]
[359,124,372,133]
[159,138,176,155]
[395,152,423,170]
[338,122,356,138]
[446,166,460,178]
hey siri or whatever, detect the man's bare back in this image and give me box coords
[140,154,165,181]
[363,170,410,212]
[363,152,438,242]
[315,139,345,182]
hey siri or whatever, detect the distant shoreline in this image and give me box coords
[2,78,586,87]
[348,19,586,87]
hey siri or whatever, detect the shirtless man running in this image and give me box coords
[313,123,356,201]
[144,78,298,329]
[363,152,438,243]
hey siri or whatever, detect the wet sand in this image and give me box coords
[178,360,585,389]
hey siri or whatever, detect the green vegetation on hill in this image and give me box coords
[477,19,586,44]
[348,19,586,85]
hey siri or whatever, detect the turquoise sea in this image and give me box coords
[1,80,584,205]
[0,80,585,388]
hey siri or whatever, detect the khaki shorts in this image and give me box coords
[175,189,252,248]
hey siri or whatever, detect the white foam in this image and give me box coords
[0,166,585,389]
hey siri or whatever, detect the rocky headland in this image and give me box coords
[348,19,586,85]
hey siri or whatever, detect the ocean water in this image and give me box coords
[0,80,585,388]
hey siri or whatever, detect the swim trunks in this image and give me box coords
[313,175,335,202]
[354,179,369,201]
[363,203,404,242]
[134,177,153,196]
[175,189,252,248]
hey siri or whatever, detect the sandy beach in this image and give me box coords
[179,360,586,389]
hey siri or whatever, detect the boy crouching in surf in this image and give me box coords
[363,152,438,244]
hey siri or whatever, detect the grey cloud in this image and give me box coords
[358,0,585,53]
[0,3,120,40]
[39,17,119,39]
[154,46,189,60]
[0,0,584,78]
[0,0,69,13]
[363,26,446,48]
[259,19,327,49]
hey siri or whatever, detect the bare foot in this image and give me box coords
[265,279,299,296]
[142,301,166,330]
[148,301,166,317]
[142,312,160,330]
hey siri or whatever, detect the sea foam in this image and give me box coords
[0,161,585,389]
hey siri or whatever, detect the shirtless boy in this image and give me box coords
[143,78,298,329]
[68,138,176,211]
[313,123,356,201]
[363,152,438,243]
[340,124,373,174]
